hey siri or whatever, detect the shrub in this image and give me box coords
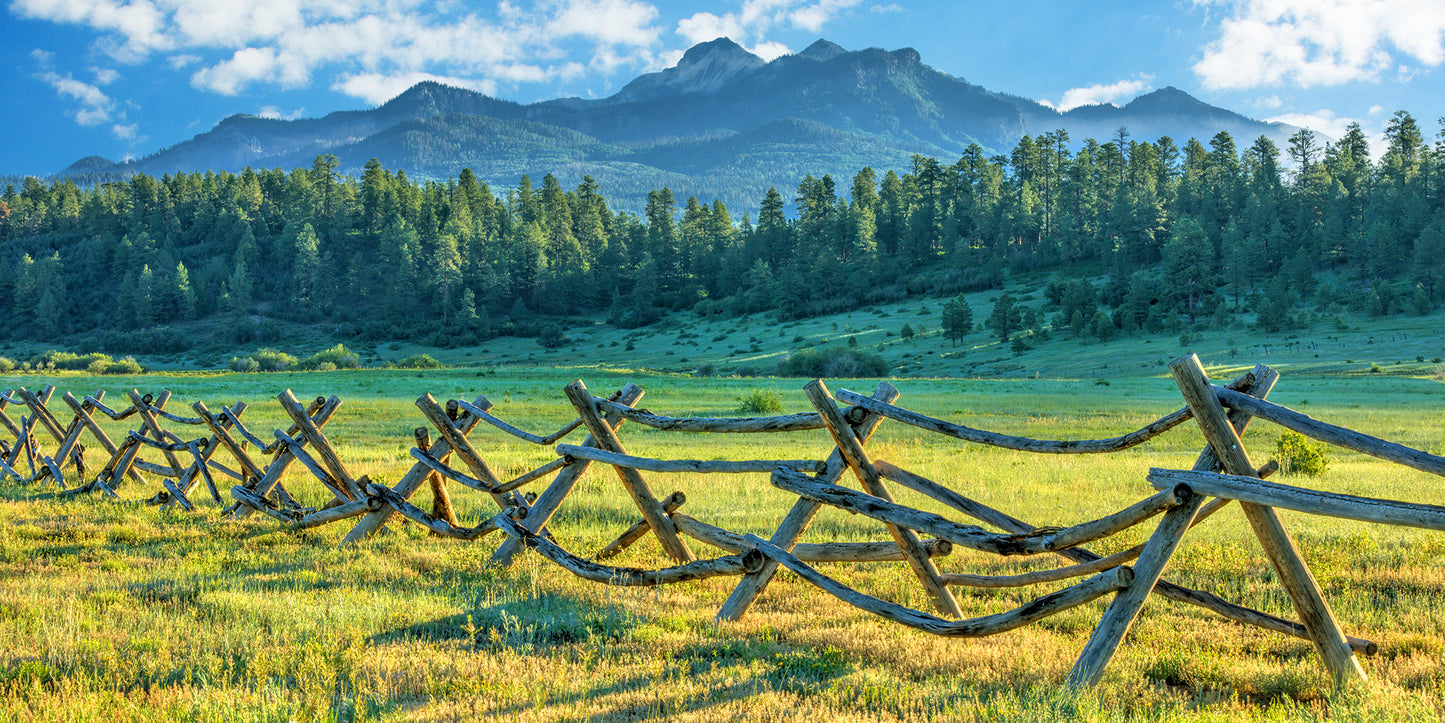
[0,357,13,372]
[251,348,298,372]
[537,325,571,348]
[1276,431,1329,477]
[694,362,715,377]
[228,356,260,373]
[777,347,889,378]
[737,388,784,415]
[314,361,338,372]
[33,351,110,370]
[298,344,360,370]
[397,353,445,369]
[94,356,143,375]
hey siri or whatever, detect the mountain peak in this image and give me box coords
[615,37,764,101]
[797,39,846,61]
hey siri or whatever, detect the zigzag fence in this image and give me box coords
[2,352,1443,688]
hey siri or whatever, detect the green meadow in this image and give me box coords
[0,361,1442,721]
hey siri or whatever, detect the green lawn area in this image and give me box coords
[0,363,1441,721]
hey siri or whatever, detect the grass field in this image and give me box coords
[0,364,1442,721]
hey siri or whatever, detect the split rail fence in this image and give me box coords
[3,352,1443,687]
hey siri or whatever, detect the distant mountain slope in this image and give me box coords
[73,38,1303,212]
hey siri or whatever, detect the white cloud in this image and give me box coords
[15,0,670,98]
[331,72,499,105]
[751,41,792,61]
[257,105,306,120]
[112,122,138,139]
[1369,104,1384,115]
[1193,0,1445,90]
[35,69,116,126]
[1254,94,1282,109]
[1265,108,1364,139]
[91,67,119,85]
[1046,76,1154,112]
[869,3,903,13]
[676,0,855,57]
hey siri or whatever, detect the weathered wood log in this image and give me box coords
[83,396,138,420]
[1172,354,1364,685]
[873,460,1376,656]
[773,466,1184,557]
[488,384,646,568]
[0,389,23,438]
[277,390,359,500]
[416,395,528,517]
[193,400,267,486]
[143,405,205,426]
[232,396,340,519]
[564,380,694,563]
[496,456,572,494]
[833,369,1262,455]
[229,485,301,523]
[416,428,460,529]
[746,534,1133,636]
[592,399,827,433]
[805,379,961,618]
[594,491,687,561]
[454,398,586,446]
[941,546,1142,588]
[497,514,763,585]
[62,392,147,488]
[671,512,952,563]
[128,431,202,453]
[161,478,194,511]
[294,496,382,530]
[187,440,221,504]
[1069,488,1205,687]
[127,390,190,489]
[273,430,354,502]
[366,482,497,540]
[716,382,900,623]
[342,395,490,545]
[51,390,103,465]
[1150,468,1445,530]
[133,460,184,477]
[555,444,826,475]
[1215,386,1445,477]
[0,456,25,483]
[19,387,67,444]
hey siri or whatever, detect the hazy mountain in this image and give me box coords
[66,37,1304,212]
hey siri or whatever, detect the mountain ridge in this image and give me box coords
[61,38,1304,212]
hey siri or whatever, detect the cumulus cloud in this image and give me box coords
[257,105,306,120]
[35,69,115,126]
[1266,108,1364,139]
[1043,76,1154,112]
[112,122,139,139]
[14,0,670,99]
[1194,0,1445,89]
[677,0,856,56]
[331,72,499,105]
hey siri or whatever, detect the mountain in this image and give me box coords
[69,38,1304,212]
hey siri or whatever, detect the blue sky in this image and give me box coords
[2,0,1441,176]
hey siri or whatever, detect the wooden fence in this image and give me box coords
[3,352,1443,688]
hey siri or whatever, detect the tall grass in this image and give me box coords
[0,368,1441,720]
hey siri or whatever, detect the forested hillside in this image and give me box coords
[0,112,1439,358]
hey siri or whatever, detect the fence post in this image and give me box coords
[716,381,899,623]
[1170,353,1365,686]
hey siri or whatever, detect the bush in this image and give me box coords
[397,353,445,369]
[251,348,298,372]
[737,388,784,415]
[1276,431,1329,477]
[91,356,143,375]
[32,351,110,370]
[298,344,360,370]
[228,356,260,373]
[0,358,13,372]
[537,325,571,348]
[694,362,716,377]
[777,347,890,378]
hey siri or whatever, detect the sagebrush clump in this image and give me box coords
[1276,431,1330,477]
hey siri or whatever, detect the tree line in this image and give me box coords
[0,111,1439,354]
